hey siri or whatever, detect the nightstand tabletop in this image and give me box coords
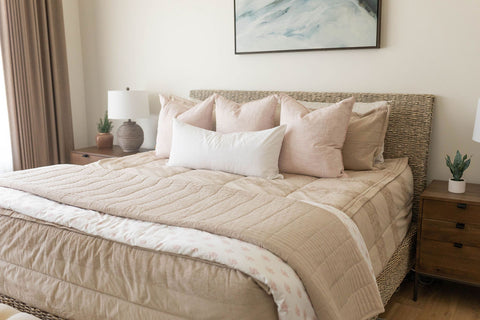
[72,145,152,157]
[70,146,153,165]
[422,180,480,204]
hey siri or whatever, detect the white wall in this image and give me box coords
[63,0,88,148]
[63,0,480,183]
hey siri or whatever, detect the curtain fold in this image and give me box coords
[0,0,73,170]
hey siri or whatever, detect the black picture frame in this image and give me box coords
[234,0,382,54]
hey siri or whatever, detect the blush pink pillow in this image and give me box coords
[215,95,277,133]
[155,94,215,158]
[279,95,355,178]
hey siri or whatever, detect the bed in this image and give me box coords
[0,90,434,320]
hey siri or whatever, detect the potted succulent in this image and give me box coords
[445,150,471,193]
[96,110,113,149]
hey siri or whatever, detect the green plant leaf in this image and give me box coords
[97,110,113,133]
[446,155,451,166]
[446,151,471,181]
[454,151,461,166]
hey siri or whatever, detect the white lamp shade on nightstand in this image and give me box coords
[473,98,480,142]
[108,90,149,120]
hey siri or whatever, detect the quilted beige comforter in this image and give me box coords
[0,153,412,320]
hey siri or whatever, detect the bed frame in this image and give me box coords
[0,90,434,319]
[190,90,435,305]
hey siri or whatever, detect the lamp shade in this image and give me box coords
[108,90,149,120]
[473,98,480,142]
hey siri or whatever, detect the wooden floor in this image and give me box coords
[380,275,480,320]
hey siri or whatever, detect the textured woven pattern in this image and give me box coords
[0,296,62,320]
[376,223,416,305]
[190,90,435,222]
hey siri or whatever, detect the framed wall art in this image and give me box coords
[234,0,381,54]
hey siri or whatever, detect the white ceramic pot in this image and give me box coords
[448,179,466,193]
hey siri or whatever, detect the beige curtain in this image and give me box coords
[0,0,73,170]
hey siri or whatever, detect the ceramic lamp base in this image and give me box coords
[117,120,144,152]
[448,179,466,194]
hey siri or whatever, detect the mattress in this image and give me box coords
[0,152,412,320]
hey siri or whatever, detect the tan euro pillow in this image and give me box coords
[278,94,354,178]
[155,94,215,158]
[342,104,390,170]
[215,95,277,133]
[298,100,391,164]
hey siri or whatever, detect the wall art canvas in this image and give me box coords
[234,0,381,54]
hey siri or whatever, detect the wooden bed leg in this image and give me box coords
[413,272,418,301]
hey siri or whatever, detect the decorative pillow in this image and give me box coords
[278,95,354,178]
[215,95,277,133]
[299,100,391,163]
[342,105,390,170]
[168,119,287,179]
[155,94,215,158]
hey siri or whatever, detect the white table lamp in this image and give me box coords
[473,98,480,143]
[108,88,149,152]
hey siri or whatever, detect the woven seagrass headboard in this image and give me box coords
[190,90,434,221]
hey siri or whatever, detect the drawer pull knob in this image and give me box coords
[454,242,463,248]
[81,154,90,158]
[456,223,465,229]
[457,203,467,209]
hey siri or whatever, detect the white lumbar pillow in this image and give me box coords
[168,119,286,179]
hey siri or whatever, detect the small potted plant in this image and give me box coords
[445,150,471,193]
[96,110,113,149]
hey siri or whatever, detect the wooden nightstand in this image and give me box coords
[415,180,480,300]
[70,146,152,165]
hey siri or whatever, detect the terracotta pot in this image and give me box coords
[96,132,113,149]
[448,179,466,194]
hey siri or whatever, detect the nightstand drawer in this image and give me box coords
[421,218,480,247]
[423,199,480,224]
[418,238,480,283]
[415,180,480,300]
[70,152,107,165]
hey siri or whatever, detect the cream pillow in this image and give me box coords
[155,94,215,158]
[342,105,390,170]
[168,119,286,179]
[299,100,390,163]
[278,95,354,178]
[215,95,277,133]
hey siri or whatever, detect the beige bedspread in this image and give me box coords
[97,152,413,276]
[0,154,390,320]
[0,153,413,320]
[0,210,281,319]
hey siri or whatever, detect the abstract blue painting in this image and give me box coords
[234,0,381,54]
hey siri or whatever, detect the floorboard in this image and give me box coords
[380,276,480,319]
